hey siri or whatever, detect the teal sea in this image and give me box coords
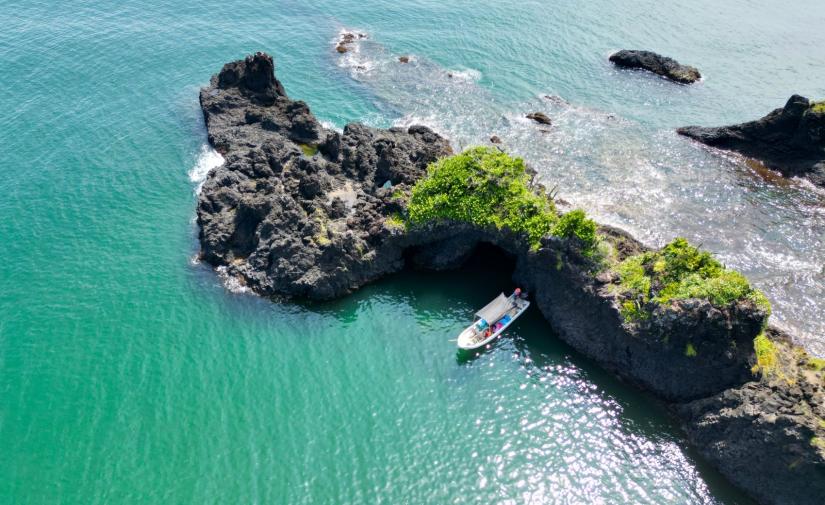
[2,1,824,503]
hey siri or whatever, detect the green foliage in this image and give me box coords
[805,357,825,372]
[390,188,407,201]
[384,213,406,231]
[620,299,649,323]
[551,209,598,254]
[685,343,697,357]
[752,332,778,377]
[299,143,319,157]
[613,237,770,311]
[810,101,825,114]
[407,147,558,248]
[811,437,825,450]
[657,270,751,306]
[616,255,651,300]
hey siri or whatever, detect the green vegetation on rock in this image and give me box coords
[810,101,825,114]
[685,343,697,357]
[406,147,603,253]
[407,147,558,249]
[753,332,778,377]
[614,238,771,320]
[384,213,406,231]
[552,209,598,253]
[804,356,825,372]
[390,188,407,201]
[299,143,319,157]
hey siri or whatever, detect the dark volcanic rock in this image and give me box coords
[678,95,825,187]
[526,112,552,125]
[678,328,825,505]
[197,53,821,505]
[335,31,366,54]
[198,53,452,299]
[609,49,701,84]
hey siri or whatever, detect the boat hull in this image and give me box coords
[457,300,530,350]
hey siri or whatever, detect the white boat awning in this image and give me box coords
[475,293,511,323]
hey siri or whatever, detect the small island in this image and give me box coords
[679,95,825,187]
[198,53,825,505]
[609,49,701,84]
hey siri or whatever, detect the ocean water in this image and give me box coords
[1,0,824,503]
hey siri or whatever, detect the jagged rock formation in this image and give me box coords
[609,49,701,84]
[678,95,825,187]
[196,53,824,505]
[679,328,825,505]
[198,52,451,299]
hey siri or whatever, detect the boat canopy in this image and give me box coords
[475,293,511,323]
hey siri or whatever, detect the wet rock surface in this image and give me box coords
[197,53,823,505]
[678,95,825,187]
[609,49,701,84]
[526,112,552,125]
[335,31,366,54]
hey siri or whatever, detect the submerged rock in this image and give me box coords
[197,53,823,504]
[526,112,552,125]
[489,135,502,144]
[398,55,410,63]
[609,49,701,84]
[678,95,825,187]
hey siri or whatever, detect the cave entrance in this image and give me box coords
[403,240,519,294]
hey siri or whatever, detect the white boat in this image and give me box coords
[457,291,530,350]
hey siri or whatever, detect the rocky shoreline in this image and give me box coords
[197,53,824,504]
[678,95,825,187]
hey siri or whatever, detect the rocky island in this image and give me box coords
[197,53,824,504]
[678,95,825,187]
[609,49,701,84]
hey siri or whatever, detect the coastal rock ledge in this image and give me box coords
[609,49,701,84]
[678,95,825,187]
[197,53,824,505]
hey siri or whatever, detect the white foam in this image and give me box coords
[334,28,374,73]
[392,114,451,140]
[321,120,343,134]
[215,265,252,294]
[447,68,482,81]
[188,144,224,194]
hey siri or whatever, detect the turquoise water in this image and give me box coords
[2,0,824,502]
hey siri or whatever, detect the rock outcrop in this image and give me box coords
[198,52,451,300]
[678,95,825,187]
[609,49,701,84]
[526,112,552,125]
[197,53,824,505]
[335,31,366,54]
[679,327,825,505]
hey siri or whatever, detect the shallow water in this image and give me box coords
[1,0,823,503]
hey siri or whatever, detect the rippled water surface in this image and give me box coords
[1,0,823,503]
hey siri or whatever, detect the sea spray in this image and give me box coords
[188,144,224,195]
